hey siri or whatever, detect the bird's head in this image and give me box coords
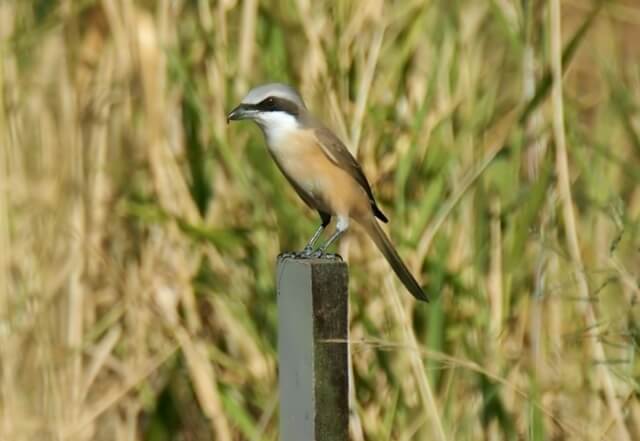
[227,83,307,131]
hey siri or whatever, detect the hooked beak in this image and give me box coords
[226,104,254,123]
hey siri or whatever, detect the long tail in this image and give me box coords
[361,216,429,302]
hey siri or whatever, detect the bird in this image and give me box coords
[227,83,428,302]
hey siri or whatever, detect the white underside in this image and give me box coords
[254,111,300,148]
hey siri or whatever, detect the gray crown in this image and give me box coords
[241,83,307,109]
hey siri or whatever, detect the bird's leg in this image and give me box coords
[301,224,326,256]
[312,216,348,259]
[300,211,332,257]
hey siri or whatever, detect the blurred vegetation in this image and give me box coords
[1,0,640,440]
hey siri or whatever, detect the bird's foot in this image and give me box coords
[278,248,314,260]
[308,249,343,260]
[278,249,342,261]
[277,251,299,260]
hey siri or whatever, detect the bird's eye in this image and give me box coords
[258,97,277,111]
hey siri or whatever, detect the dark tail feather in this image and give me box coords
[372,203,389,223]
[362,216,429,302]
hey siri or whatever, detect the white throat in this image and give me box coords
[254,111,299,148]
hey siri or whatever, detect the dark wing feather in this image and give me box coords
[313,127,388,222]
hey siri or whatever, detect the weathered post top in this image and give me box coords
[277,256,349,441]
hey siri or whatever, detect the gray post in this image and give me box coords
[277,257,349,441]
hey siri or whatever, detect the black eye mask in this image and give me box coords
[253,96,300,116]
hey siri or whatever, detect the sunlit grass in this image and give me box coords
[1,1,639,440]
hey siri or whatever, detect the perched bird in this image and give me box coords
[227,83,428,301]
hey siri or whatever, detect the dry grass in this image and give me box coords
[2,1,640,440]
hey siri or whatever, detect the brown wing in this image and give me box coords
[313,127,388,222]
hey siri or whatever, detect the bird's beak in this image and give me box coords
[227,104,253,123]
